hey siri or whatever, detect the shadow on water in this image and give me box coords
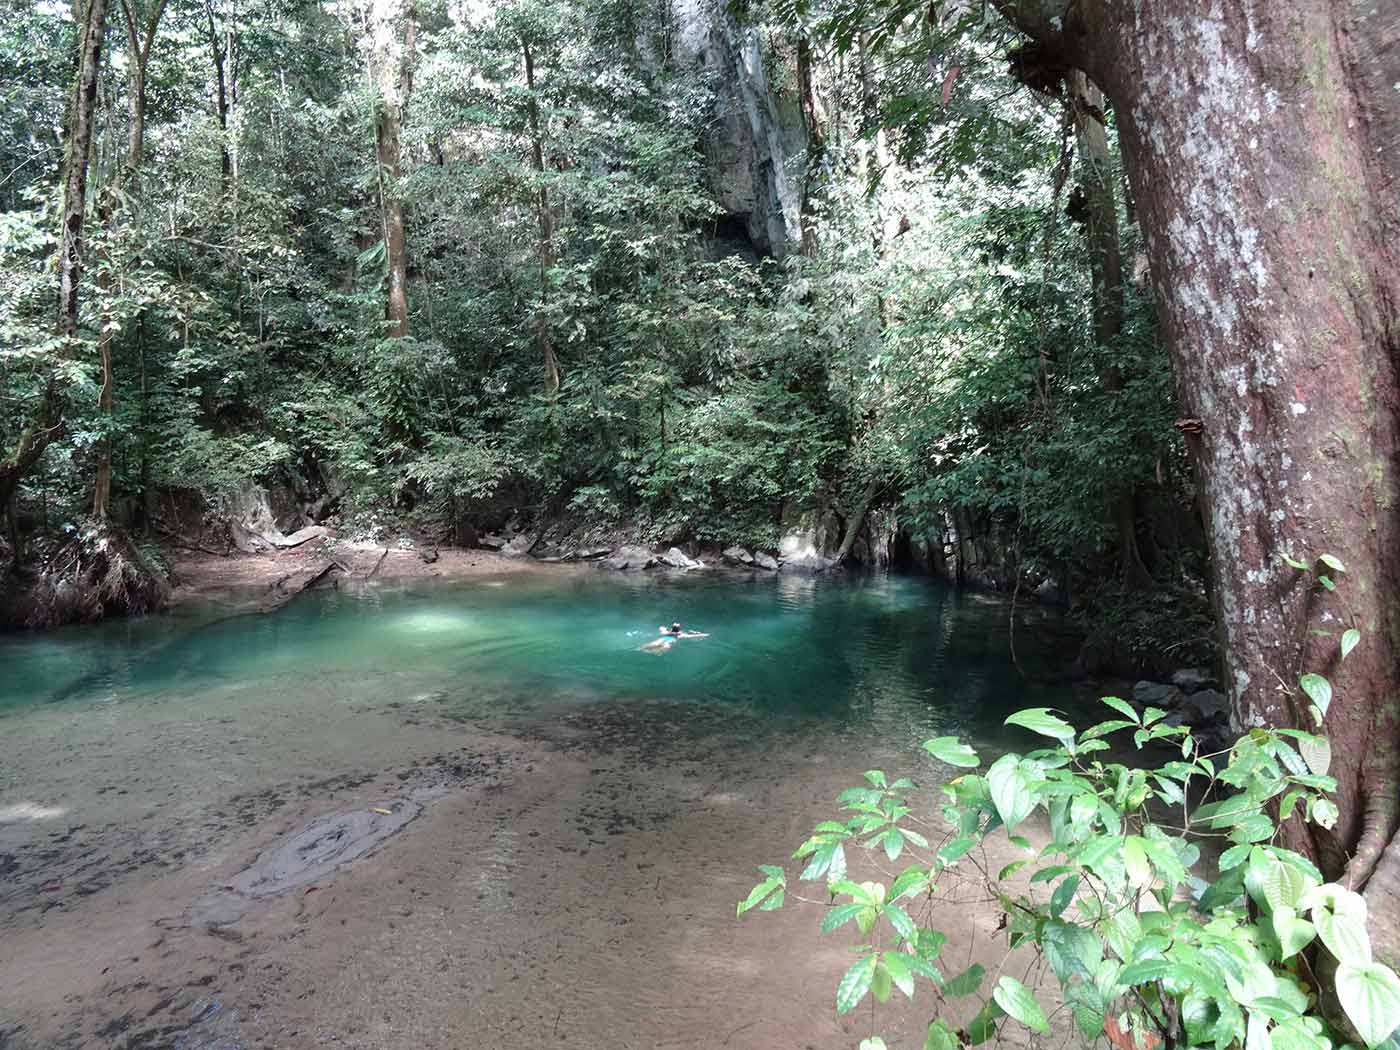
[1,570,1086,747]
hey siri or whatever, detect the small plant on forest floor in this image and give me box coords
[739,557,1400,1050]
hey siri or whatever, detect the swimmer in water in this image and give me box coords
[638,622,708,652]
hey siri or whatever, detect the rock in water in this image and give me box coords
[227,801,422,899]
[753,551,780,571]
[722,545,754,565]
[659,547,698,569]
[602,546,656,571]
[478,534,507,550]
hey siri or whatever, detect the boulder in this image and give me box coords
[275,525,329,549]
[1180,689,1230,727]
[1171,668,1219,694]
[478,534,507,550]
[578,547,613,560]
[659,547,699,570]
[781,552,835,574]
[1033,578,1064,604]
[503,533,539,557]
[602,546,656,571]
[753,551,780,571]
[1132,680,1187,710]
[722,545,755,566]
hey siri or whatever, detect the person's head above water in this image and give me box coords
[669,622,682,634]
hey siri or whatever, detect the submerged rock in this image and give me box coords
[227,801,422,899]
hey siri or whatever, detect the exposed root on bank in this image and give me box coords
[25,519,170,629]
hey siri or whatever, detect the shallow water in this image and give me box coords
[0,569,1088,1050]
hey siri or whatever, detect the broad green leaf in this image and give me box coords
[1118,958,1174,988]
[821,903,867,933]
[1317,905,1373,964]
[1280,553,1310,570]
[1299,734,1332,776]
[1123,837,1152,887]
[943,962,986,998]
[884,903,917,942]
[872,962,893,1003]
[888,865,930,901]
[1320,575,1337,592]
[1300,674,1333,715]
[923,736,980,767]
[1336,962,1400,1048]
[1051,874,1079,917]
[1264,860,1309,911]
[836,954,877,1014]
[1342,628,1361,660]
[1101,696,1140,722]
[1271,907,1316,960]
[882,951,916,999]
[1005,707,1075,744]
[1319,553,1347,574]
[924,1019,958,1050]
[859,1039,888,1050]
[994,975,1050,1034]
[986,754,1036,830]
[1312,798,1340,829]
[737,870,785,916]
[1043,919,1102,983]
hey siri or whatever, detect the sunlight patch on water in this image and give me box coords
[0,802,68,822]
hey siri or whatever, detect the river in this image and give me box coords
[0,568,1089,1049]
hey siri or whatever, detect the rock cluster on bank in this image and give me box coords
[1131,669,1232,752]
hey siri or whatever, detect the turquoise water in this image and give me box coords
[0,570,1080,743]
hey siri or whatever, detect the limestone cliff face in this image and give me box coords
[671,0,808,258]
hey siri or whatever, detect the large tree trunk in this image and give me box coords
[997,0,1400,958]
[369,0,414,339]
[521,36,558,395]
[1067,70,1151,590]
[203,0,235,189]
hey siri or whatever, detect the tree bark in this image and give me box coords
[203,0,235,189]
[995,0,1400,957]
[521,35,558,395]
[1068,70,1151,590]
[58,0,109,338]
[369,0,414,340]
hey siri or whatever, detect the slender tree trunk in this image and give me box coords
[996,0,1400,958]
[93,0,166,522]
[368,0,414,339]
[0,0,108,514]
[204,0,234,189]
[521,36,558,395]
[836,479,880,565]
[1068,70,1151,590]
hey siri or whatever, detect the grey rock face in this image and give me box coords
[753,551,780,571]
[602,546,657,571]
[722,545,755,565]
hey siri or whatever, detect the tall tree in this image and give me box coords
[92,0,167,521]
[520,29,556,393]
[1067,70,1150,590]
[992,0,1400,953]
[0,0,109,515]
[366,0,415,339]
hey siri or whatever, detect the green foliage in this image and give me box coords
[740,641,1400,1050]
